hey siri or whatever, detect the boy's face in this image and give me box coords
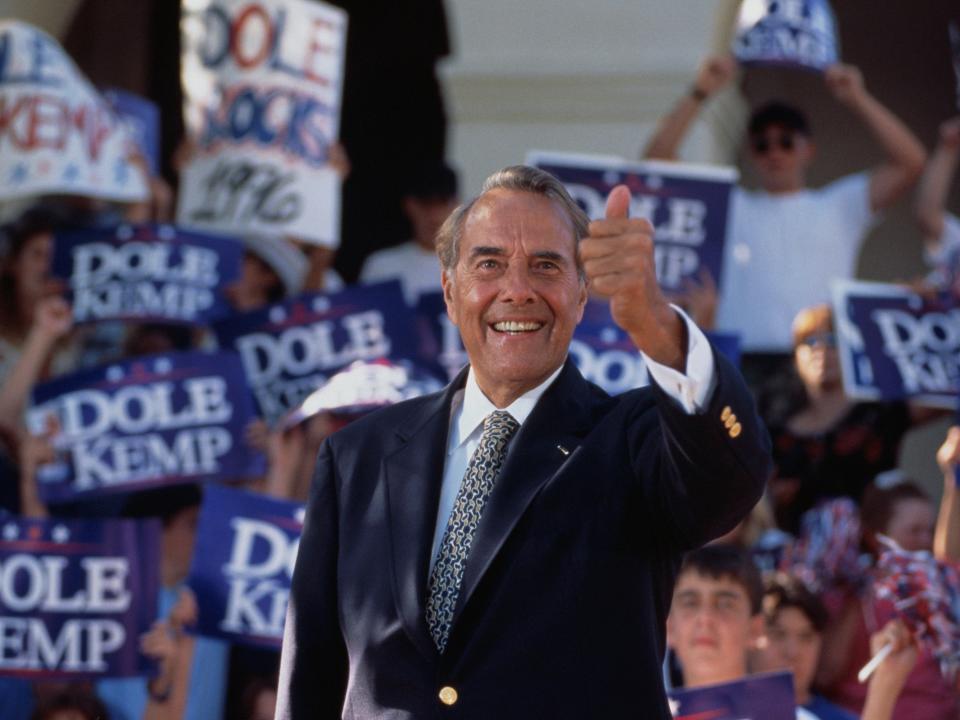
[666,570,764,686]
[754,606,821,702]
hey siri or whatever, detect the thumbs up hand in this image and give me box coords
[579,185,686,370]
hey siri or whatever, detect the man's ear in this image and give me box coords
[440,269,457,325]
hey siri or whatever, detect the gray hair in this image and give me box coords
[435,165,590,277]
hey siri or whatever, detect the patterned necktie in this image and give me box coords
[426,410,520,652]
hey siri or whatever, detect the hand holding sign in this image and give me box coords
[694,55,737,99]
[940,117,960,148]
[825,63,867,106]
[580,185,685,371]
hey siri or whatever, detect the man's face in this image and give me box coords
[748,124,814,194]
[754,606,821,702]
[666,571,763,686]
[441,189,587,406]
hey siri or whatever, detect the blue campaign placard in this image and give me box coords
[50,224,243,325]
[527,151,737,295]
[570,299,648,395]
[29,351,265,503]
[213,280,419,423]
[187,484,303,649]
[102,88,161,175]
[414,291,467,382]
[732,0,840,73]
[0,517,159,678]
[832,280,960,408]
[668,671,796,719]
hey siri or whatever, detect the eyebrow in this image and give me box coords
[467,246,568,263]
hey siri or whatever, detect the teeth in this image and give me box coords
[493,321,543,332]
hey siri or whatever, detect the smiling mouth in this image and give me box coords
[491,321,545,334]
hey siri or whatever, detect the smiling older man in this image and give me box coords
[275,165,770,720]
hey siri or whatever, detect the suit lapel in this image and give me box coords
[452,359,594,624]
[383,367,467,660]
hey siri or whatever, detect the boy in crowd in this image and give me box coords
[667,544,766,689]
[359,162,458,304]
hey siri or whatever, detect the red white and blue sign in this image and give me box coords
[28,351,265,503]
[0,21,148,202]
[832,280,960,408]
[527,151,737,295]
[178,0,348,247]
[187,484,302,648]
[213,280,418,423]
[0,517,160,678]
[732,0,840,73]
[50,224,243,325]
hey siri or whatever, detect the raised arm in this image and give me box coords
[915,117,960,245]
[934,426,960,562]
[824,64,926,212]
[0,296,72,430]
[861,620,918,720]
[642,55,737,161]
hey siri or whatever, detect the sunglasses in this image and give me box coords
[751,133,796,155]
[797,332,836,348]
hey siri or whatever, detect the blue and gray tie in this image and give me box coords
[426,410,520,652]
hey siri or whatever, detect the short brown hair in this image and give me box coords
[434,165,590,278]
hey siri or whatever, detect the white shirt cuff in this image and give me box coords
[641,306,716,414]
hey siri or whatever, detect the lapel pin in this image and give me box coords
[557,444,570,456]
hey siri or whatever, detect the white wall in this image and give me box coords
[440,1,741,195]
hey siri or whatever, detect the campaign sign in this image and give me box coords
[732,0,840,72]
[213,280,417,423]
[51,224,243,325]
[178,0,348,247]
[0,517,159,678]
[29,351,265,503]
[668,670,796,720]
[414,291,467,382]
[832,280,960,408]
[188,484,302,648]
[527,151,737,295]
[0,21,148,202]
[102,88,161,175]
[570,300,648,395]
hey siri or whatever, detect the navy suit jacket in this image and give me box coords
[276,351,770,719]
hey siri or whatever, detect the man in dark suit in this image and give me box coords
[275,165,770,719]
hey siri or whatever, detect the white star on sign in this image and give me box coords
[2,524,19,540]
[52,525,70,543]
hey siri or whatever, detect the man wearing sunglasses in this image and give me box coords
[643,55,925,383]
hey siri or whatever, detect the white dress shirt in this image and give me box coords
[429,309,716,567]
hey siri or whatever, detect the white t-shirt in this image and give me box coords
[715,173,876,352]
[923,212,960,290]
[359,241,442,305]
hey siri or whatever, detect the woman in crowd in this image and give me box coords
[765,303,943,532]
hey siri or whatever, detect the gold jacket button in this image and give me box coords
[721,405,732,422]
[724,414,737,429]
[729,422,742,438]
[439,686,458,706]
